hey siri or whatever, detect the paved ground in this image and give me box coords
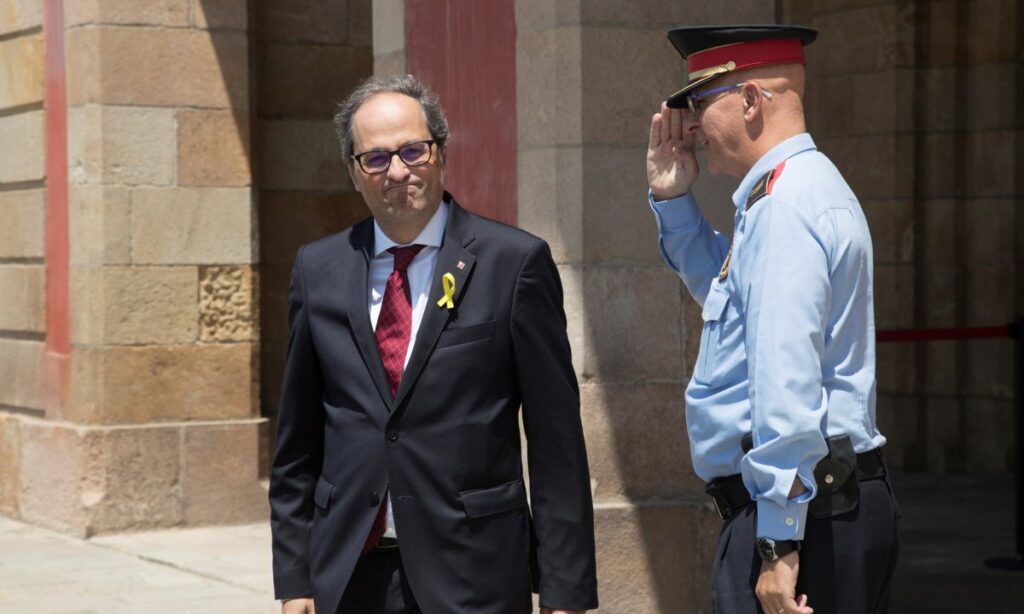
[0,519,277,613]
[890,474,1024,613]
[1,474,1023,613]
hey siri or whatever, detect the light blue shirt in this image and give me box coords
[650,133,887,541]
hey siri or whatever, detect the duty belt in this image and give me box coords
[705,447,886,520]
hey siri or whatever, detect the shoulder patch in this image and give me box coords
[745,169,774,210]
[744,160,788,211]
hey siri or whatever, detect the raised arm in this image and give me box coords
[647,103,730,304]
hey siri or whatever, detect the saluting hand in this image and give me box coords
[755,551,813,614]
[646,102,699,201]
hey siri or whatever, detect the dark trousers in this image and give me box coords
[338,547,421,614]
[712,477,900,614]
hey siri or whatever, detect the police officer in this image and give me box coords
[645,26,899,614]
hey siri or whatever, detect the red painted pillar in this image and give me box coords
[43,0,70,416]
[405,0,517,225]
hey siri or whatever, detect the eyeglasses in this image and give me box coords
[687,83,773,115]
[351,140,436,174]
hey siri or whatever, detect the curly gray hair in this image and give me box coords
[334,74,451,161]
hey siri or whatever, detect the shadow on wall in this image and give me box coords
[198,0,374,476]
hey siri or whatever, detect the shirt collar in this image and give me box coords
[731,133,817,210]
[373,200,449,257]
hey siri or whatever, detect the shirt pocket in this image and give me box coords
[695,285,730,384]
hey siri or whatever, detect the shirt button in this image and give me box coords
[785,517,795,527]
[386,428,399,442]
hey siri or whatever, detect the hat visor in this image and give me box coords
[665,72,727,109]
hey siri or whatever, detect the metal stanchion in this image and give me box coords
[985,318,1024,571]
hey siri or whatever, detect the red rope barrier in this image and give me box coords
[876,325,1014,343]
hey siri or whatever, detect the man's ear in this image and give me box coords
[347,161,363,193]
[742,82,762,121]
[436,145,447,182]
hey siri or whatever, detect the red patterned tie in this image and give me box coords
[363,244,425,555]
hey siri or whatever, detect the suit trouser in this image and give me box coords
[338,547,421,614]
[711,477,900,614]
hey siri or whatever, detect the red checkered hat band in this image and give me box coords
[687,38,805,80]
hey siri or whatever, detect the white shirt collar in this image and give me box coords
[373,200,449,257]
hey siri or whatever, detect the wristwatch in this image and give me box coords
[755,537,801,561]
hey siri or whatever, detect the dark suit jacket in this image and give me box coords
[269,194,598,614]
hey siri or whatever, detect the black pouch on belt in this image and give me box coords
[809,435,859,519]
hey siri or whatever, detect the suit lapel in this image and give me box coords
[342,220,394,411]
[392,195,477,410]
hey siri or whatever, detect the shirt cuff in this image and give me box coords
[648,190,702,230]
[756,489,812,541]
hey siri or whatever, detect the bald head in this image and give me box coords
[690,62,808,174]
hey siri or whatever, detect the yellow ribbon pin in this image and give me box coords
[436,272,456,309]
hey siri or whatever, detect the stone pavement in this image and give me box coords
[890,473,1024,613]
[3,474,1024,613]
[0,517,277,614]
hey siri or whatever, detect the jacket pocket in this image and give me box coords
[695,285,729,383]
[459,478,527,518]
[436,320,496,349]
[313,476,334,511]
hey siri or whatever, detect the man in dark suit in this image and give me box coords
[269,74,598,614]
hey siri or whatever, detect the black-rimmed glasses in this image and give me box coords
[351,140,436,174]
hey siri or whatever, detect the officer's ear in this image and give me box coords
[741,82,762,121]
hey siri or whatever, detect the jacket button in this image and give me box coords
[369,492,380,506]
[386,428,399,442]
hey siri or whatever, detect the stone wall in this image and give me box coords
[255,0,373,462]
[0,0,46,520]
[783,0,1021,475]
[514,1,776,611]
[0,0,268,536]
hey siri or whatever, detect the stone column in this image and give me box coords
[2,0,267,537]
[372,0,405,76]
[0,0,46,519]
[515,1,773,611]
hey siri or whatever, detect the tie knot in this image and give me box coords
[388,245,425,271]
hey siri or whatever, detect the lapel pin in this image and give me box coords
[437,272,456,310]
[457,261,465,270]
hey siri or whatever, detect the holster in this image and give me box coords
[809,435,860,519]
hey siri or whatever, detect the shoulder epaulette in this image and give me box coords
[745,160,788,211]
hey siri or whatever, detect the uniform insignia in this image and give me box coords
[718,244,733,281]
[745,169,774,210]
[745,160,788,211]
